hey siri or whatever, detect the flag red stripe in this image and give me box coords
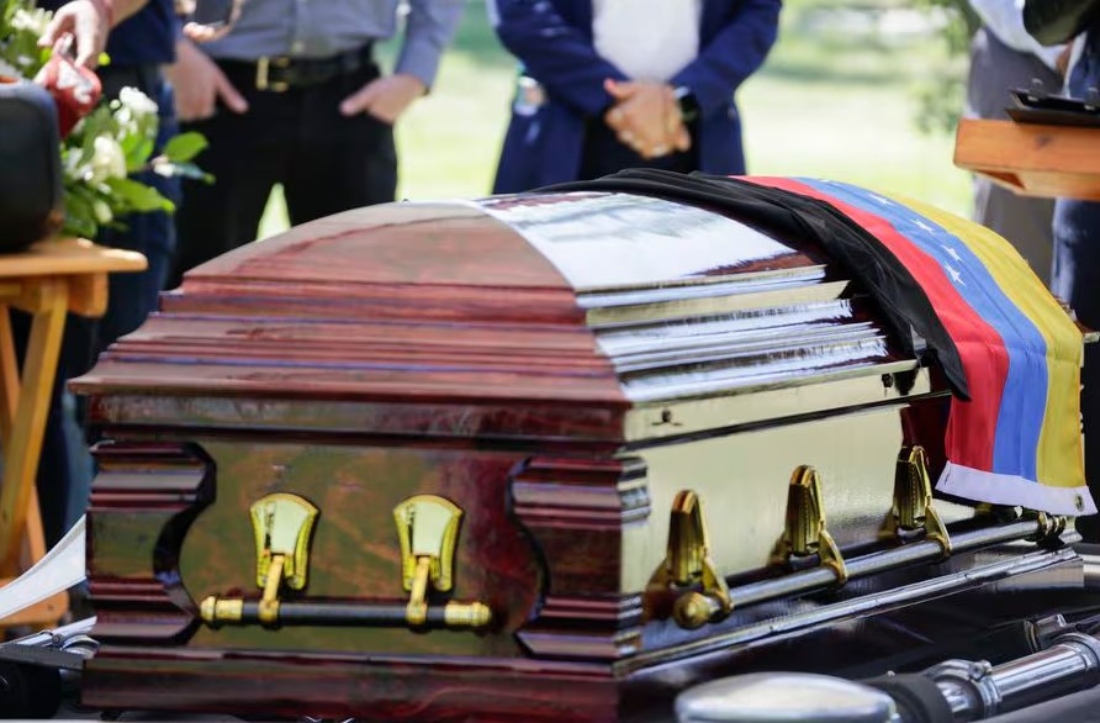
[743,176,1009,472]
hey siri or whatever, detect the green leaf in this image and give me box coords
[105,177,175,213]
[76,109,111,166]
[61,191,99,239]
[125,137,155,173]
[1,0,17,28]
[119,129,143,156]
[154,160,215,184]
[161,132,209,163]
[65,180,107,206]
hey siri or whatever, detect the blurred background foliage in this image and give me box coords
[913,0,979,134]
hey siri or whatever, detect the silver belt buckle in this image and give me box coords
[256,56,291,92]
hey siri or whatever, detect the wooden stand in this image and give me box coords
[954,118,1100,200]
[0,238,145,629]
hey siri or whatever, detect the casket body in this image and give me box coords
[72,192,1082,721]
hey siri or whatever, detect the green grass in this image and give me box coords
[258,0,972,239]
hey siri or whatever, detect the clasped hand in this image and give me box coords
[603,79,691,160]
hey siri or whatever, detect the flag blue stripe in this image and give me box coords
[795,178,1049,480]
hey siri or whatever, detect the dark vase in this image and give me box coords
[0,76,63,252]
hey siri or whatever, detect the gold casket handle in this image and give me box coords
[394,494,493,628]
[645,490,733,630]
[199,493,492,631]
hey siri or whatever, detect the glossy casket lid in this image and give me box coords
[71,192,914,432]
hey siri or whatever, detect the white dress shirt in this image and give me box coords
[592,0,703,82]
[968,0,1065,71]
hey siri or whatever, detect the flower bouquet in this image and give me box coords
[0,0,208,241]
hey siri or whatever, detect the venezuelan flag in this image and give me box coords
[745,177,1093,516]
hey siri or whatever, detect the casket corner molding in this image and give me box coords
[86,440,216,646]
[508,454,651,661]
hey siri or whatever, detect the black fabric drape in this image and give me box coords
[1023,0,1100,46]
[536,169,970,400]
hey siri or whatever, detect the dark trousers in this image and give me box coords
[168,57,397,288]
[1052,34,1100,540]
[97,66,181,344]
[10,65,179,548]
[578,119,697,181]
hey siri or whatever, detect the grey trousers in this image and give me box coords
[966,27,1061,284]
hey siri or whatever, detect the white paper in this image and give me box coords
[0,516,86,622]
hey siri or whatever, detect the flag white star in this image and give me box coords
[870,194,892,205]
[943,246,962,262]
[915,219,935,233]
[946,264,964,285]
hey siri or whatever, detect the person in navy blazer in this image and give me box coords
[488,0,781,194]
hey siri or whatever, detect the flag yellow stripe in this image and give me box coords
[884,193,1084,491]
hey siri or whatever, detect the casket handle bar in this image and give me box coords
[646,449,1067,631]
[881,446,953,555]
[201,492,321,626]
[646,490,733,630]
[769,465,849,583]
[393,494,492,628]
[199,493,491,631]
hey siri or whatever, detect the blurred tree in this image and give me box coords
[913,0,980,133]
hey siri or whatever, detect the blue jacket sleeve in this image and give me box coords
[671,0,781,118]
[488,0,629,117]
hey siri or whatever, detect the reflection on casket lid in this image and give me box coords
[71,193,918,431]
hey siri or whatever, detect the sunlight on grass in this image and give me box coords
[257,0,972,240]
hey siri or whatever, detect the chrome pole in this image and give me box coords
[730,518,1045,611]
[673,625,1100,723]
[628,545,1077,670]
[1078,548,1100,590]
[925,632,1100,720]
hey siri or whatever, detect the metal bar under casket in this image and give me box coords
[707,517,1053,617]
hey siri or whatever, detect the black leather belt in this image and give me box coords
[220,43,374,93]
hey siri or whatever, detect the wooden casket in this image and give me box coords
[71,183,1090,722]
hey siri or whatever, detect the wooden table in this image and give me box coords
[955,118,1100,201]
[0,238,146,628]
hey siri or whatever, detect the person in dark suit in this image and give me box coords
[29,0,181,549]
[164,0,464,289]
[967,0,1064,284]
[1025,0,1099,537]
[487,0,781,194]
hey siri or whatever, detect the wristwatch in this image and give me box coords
[674,86,699,123]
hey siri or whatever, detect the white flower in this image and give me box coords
[89,136,128,183]
[10,8,51,37]
[117,87,159,121]
[111,107,138,138]
[112,88,160,141]
[151,157,175,177]
[61,149,86,181]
